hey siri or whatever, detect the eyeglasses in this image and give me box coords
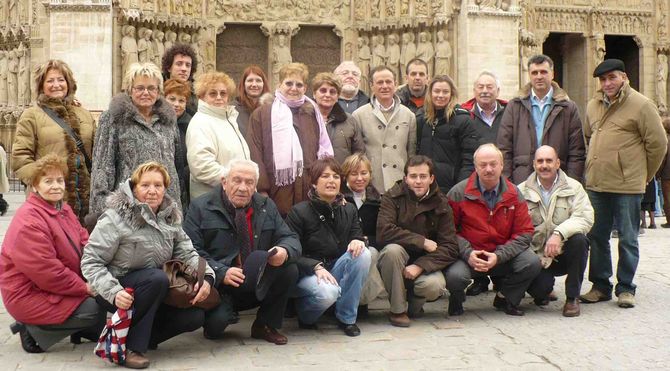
[317,87,338,95]
[283,81,305,89]
[132,85,159,94]
[207,90,228,98]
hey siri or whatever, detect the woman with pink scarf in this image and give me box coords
[247,62,334,216]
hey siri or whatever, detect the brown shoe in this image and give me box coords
[580,288,612,303]
[562,299,580,317]
[388,312,410,327]
[251,321,288,345]
[124,351,150,369]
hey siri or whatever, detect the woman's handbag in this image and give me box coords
[163,257,221,310]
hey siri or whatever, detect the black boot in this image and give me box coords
[448,291,465,316]
[10,322,44,353]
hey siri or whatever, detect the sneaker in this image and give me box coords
[661,223,670,228]
[617,292,635,308]
[580,288,612,303]
[639,228,645,235]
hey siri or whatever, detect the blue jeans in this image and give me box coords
[293,249,371,325]
[587,191,641,295]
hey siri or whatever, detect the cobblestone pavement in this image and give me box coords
[0,192,668,370]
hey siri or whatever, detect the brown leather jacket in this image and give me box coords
[376,180,459,273]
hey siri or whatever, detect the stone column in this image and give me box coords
[262,22,300,87]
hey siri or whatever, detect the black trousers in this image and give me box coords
[527,234,590,300]
[98,268,205,353]
[204,263,298,336]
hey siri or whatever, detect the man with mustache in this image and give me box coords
[460,70,508,145]
[445,144,540,316]
[518,145,593,317]
[497,54,585,185]
[334,61,369,114]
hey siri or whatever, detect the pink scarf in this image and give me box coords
[271,90,334,186]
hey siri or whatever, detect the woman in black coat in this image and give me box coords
[286,157,370,337]
[417,75,480,193]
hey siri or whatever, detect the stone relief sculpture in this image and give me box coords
[415,31,434,76]
[387,34,400,79]
[153,30,166,65]
[164,30,177,51]
[7,50,18,107]
[271,34,292,85]
[400,0,409,15]
[171,0,183,15]
[400,32,416,81]
[415,0,428,16]
[9,0,18,25]
[0,51,7,107]
[386,0,396,17]
[371,35,387,69]
[143,0,155,11]
[434,30,452,76]
[657,54,668,114]
[18,44,29,106]
[179,32,192,44]
[593,33,606,67]
[371,0,380,19]
[159,0,169,13]
[357,36,371,81]
[137,28,152,63]
[121,25,139,79]
[192,32,205,67]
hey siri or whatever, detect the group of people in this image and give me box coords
[0,41,668,370]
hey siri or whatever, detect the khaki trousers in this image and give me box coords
[378,243,446,314]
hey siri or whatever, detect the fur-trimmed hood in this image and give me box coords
[105,179,182,229]
[106,93,177,127]
[518,81,569,102]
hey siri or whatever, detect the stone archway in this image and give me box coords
[542,32,588,116]
[290,25,341,91]
[605,35,640,91]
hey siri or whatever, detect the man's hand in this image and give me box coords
[268,246,288,266]
[423,238,438,253]
[403,264,424,280]
[347,239,366,258]
[468,250,497,272]
[544,233,562,258]
[191,280,212,305]
[223,267,245,287]
[114,290,134,309]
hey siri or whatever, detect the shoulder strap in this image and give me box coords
[57,220,82,259]
[40,106,93,172]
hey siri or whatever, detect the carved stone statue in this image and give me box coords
[271,34,292,85]
[137,28,153,63]
[386,34,401,79]
[159,0,169,13]
[593,33,606,67]
[415,31,435,76]
[178,32,192,44]
[7,50,18,107]
[0,51,7,106]
[657,54,668,114]
[164,30,177,51]
[18,44,29,106]
[357,36,371,80]
[386,0,396,17]
[400,32,416,81]
[153,30,166,65]
[434,30,452,76]
[121,25,139,78]
[192,32,205,67]
[9,0,17,25]
[371,35,387,69]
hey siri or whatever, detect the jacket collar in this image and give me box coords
[204,184,268,223]
[518,81,569,103]
[593,80,632,105]
[26,192,64,216]
[523,169,573,202]
[342,183,381,205]
[463,172,515,205]
[106,93,177,128]
[387,179,440,202]
[197,99,239,121]
[327,100,349,124]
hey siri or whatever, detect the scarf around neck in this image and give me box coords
[271,90,334,186]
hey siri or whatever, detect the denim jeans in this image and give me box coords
[587,191,641,295]
[293,249,371,325]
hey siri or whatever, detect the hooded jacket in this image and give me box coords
[376,180,459,273]
[497,82,585,184]
[82,180,212,305]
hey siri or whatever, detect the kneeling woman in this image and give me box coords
[0,154,105,353]
[82,162,213,369]
[286,157,370,336]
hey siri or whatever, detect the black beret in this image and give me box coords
[593,59,626,77]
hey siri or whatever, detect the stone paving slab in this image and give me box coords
[0,192,668,370]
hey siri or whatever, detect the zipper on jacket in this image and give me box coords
[225,111,249,159]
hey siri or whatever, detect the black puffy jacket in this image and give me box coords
[286,191,365,277]
[342,184,381,248]
[417,106,480,193]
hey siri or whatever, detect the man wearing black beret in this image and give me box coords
[581,59,667,309]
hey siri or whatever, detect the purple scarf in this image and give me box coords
[271,90,334,186]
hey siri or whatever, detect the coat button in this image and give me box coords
[594,155,598,159]
[254,235,258,238]
[382,144,387,148]
[378,125,383,130]
[392,164,397,168]
[393,145,397,149]
[395,126,399,130]
[382,163,387,168]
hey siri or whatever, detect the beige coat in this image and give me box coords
[352,96,417,193]
[584,82,667,193]
[518,170,594,262]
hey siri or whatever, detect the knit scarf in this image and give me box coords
[221,189,253,263]
[271,90,334,186]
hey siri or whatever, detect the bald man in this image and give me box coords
[518,146,594,317]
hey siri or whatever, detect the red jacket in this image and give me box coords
[446,173,534,264]
[0,193,89,325]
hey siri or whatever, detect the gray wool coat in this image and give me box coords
[88,93,182,217]
[81,180,213,305]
